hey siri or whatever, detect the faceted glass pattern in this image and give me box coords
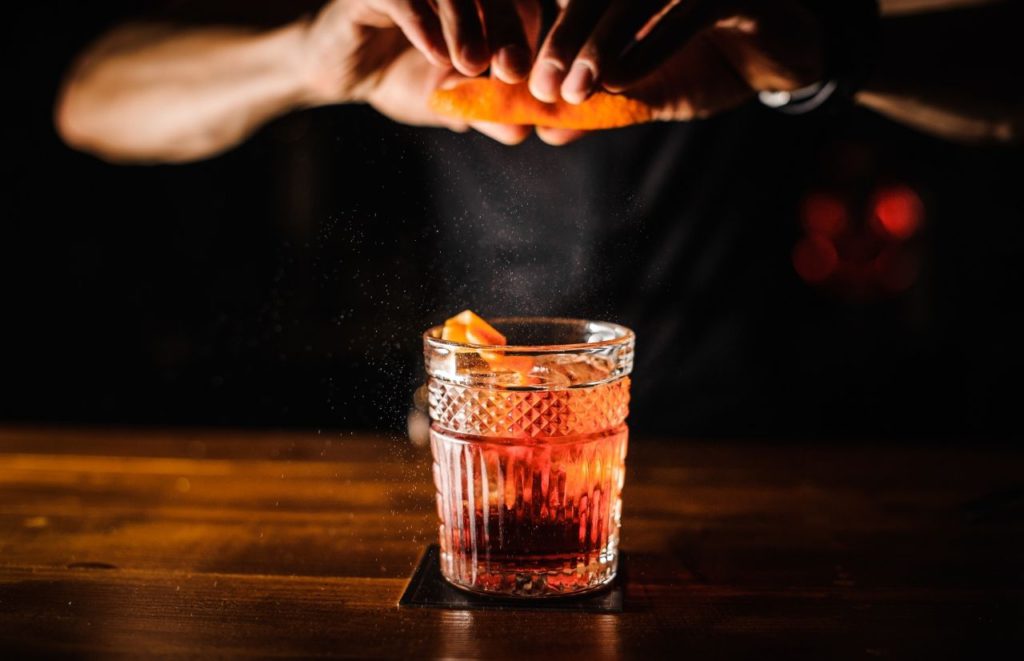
[423,318,634,597]
[428,378,630,438]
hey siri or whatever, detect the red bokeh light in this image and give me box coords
[793,235,839,283]
[872,185,924,240]
[795,184,923,298]
[800,193,848,237]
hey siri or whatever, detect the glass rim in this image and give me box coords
[423,316,634,354]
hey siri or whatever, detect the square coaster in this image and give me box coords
[398,545,624,613]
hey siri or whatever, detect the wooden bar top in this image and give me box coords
[1,426,1021,658]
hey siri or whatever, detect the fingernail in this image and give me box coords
[495,45,531,82]
[529,60,564,103]
[561,63,594,105]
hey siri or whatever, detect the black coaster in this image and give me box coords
[398,545,624,613]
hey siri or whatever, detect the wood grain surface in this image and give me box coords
[1,426,1021,658]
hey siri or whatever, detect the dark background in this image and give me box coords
[3,3,1023,439]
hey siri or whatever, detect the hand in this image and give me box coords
[301,0,542,144]
[528,0,826,145]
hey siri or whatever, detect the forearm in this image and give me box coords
[856,0,1023,143]
[56,20,316,163]
[878,0,999,15]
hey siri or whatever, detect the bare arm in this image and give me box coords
[857,0,1024,143]
[55,1,542,163]
[527,0,1023,146]
[55,21,313,163]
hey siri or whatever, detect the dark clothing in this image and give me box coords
[419,111,934,437]
[5,3,1024,437]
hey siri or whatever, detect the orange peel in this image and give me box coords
[442,310,536,384]
[429,79,655,130]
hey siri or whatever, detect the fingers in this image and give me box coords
[562,0,665,103]
[474,1,540,144]
[535,126,587,146]
[604,2,725,92]
[531,0,667,104]
[371,0,451,67]
[529,0,608,103]
[372,0,541,83]
[480,0,532,83]
[529,0,729,104]
[516,0,543,49]
[471,120,532,145]
[437,0,490,76]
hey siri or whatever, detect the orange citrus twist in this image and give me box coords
[442,310,535,384]
[429,79,655,130]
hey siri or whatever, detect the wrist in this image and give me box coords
[290,10,377,108]
[248,18,330,111]
[277,17,338,108]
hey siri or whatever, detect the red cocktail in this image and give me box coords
[424,317,634,597]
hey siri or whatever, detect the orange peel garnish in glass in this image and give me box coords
[442,310,536,384]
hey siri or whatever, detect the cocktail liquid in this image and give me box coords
[429,377,629,596]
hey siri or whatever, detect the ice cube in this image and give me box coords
[531,354,613,387]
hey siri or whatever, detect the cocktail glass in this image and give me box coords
[423,318,634,597]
